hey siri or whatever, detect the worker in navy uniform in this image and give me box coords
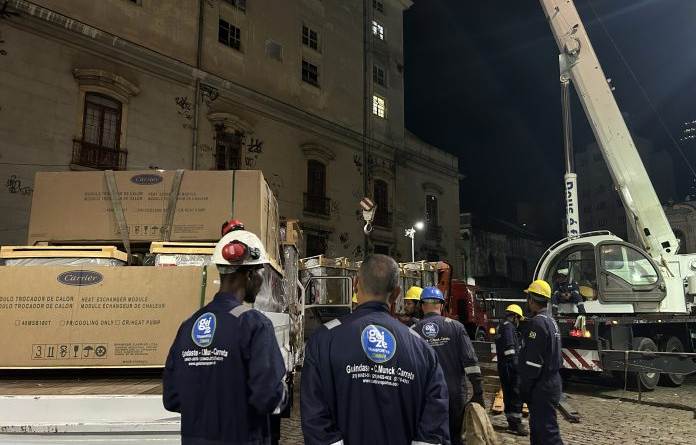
[413,286,484,445]
[494,304,528,436]
[163,220,288,445]
[397,285,424,327]
[551,272,585,316]
[518,280,564,445]
[301,254,450,445]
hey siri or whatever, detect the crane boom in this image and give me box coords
[538,0,678,258]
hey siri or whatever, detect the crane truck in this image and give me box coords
[528,0,696,389]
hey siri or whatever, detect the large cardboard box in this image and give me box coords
[27,170,280,269]
[0,266,220,368]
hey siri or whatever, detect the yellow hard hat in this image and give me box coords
[524,279,552,299]
[352,293,357,304]
[405,286,424,301]
[505,304,524,319]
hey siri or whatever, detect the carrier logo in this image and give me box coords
[422,322,439,338]
[130,174,163,185]
[192,313,216,347]
[361,324,396,363]
[57,270,104,286]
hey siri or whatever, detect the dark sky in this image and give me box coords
[404,0,696,238]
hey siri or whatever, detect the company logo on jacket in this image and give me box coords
[422,322,439,338]
[361,325,396,363]
[192,312,216,347]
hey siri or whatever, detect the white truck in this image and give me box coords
[530,0,696,389]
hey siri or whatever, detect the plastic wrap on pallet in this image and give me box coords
[254,264,285,313]
[282,244,299,309]
[3,257,126,266]
[153,254,213,267]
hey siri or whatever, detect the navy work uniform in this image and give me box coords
[163,292,288,445]
[495,319,524,428]
[301,301,450,445]
[518,308,564,445]
[551,282,585,316]
[414,313,484,445]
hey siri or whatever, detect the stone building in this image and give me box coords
[0,0,461,271]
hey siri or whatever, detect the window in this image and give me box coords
[592,152,602,162]
[373,179,390,228]
[618,215,627,224]
[373,0,385,13]
[373,65,386,87]
[372,94,386,118]
[222,0,246,11]
[373,244,389,255]
[215,131,243,170]
[582,189,590,198]
[218,19,241,50]
[595,184,605,194]
[74,93,124,170]
[302,59,319,86]
[305,160,329,215]
[600,244,659,286]
[596,201,606,210]
[597,218,607,226]
[583,205,591,213]
[302,25,319,51]
[426,194,439,227]
[266,40,283,61]
[372,20,384,40]
[306,233,327,257]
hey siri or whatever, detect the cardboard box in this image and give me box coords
[27,170,281,269]
[0,266,220,368]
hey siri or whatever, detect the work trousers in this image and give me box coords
[526,374,563,445]
[449,390,465,445]
[498,363,523,426]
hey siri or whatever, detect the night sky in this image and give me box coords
[404,0,696,238]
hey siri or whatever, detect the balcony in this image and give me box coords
[72,139,127,170]
[303,193,331,217]
[373,210,392,229]
[425,225,443,242]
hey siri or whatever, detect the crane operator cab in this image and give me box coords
[536,233,670,315]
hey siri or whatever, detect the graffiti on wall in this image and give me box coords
[243,137,263,168]
[269,173,284,197]
[5,175,32,195]
[200,84,219,107]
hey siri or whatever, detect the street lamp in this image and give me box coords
[405,221,424,262]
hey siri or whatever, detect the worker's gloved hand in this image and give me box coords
[469,392,485,408]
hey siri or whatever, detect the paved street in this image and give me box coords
[280,371,696,444]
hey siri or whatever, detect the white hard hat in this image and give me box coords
[212,223,270,272]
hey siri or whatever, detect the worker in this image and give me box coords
[397,285,423,326]
[413,286,484,445]
[551,273,585,316]
[301,254,450,445]
[518,279,564,445]
[163,220,288,445]
[352,292,358,310]
[495,304,528,436]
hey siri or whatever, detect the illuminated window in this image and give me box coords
[372,20,384,40]
[372,95,386,118]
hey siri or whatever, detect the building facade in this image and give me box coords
[0,0,461,271]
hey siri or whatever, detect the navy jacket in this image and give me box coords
[301,301,450,445]
[518,309,563,399]
[163,292,287,445]
[495,319,520,368]
[413,313,484,399]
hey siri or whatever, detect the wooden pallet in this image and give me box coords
[0,246,128,262]
[149,241,215,255]
[490,388,529,415]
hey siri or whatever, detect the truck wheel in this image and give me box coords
[658,336,685,387]
[625,337,659,390]
[475,329,488,342]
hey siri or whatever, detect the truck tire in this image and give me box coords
[658,336,685,387]
[475,328,488,342]
[625,337,659,390]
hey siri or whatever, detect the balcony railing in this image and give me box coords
[72,139,127,170]
[373,211,392,229]
[304,193,331,216]
[425,225,443,242]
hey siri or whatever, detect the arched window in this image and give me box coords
[305,160,329,215]
[74,93,123,169]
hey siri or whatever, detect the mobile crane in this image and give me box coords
[531,0,696,389]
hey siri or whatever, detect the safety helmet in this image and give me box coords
[505,304,524,319]
[405,286,424,301]
[352,293,357,304]
[524,279,552,300]
[212,220,270,273]
[420,286,445,302]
